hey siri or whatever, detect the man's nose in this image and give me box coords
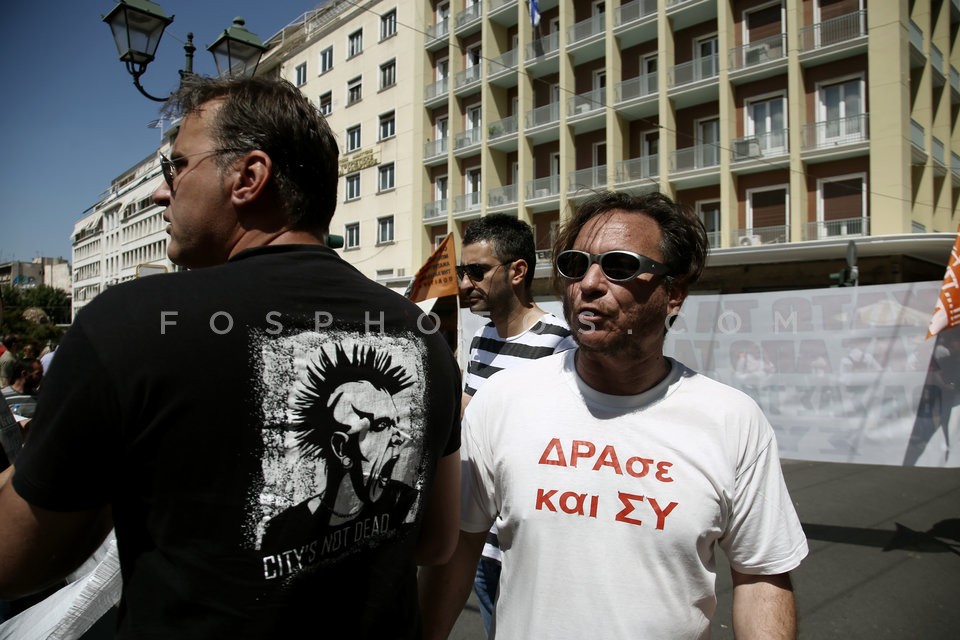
[578,262,607,292]
[152,181,171,208]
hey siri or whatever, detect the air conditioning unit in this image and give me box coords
[733,138,762,160]
[739,234,763,246]
[744,44,770,66]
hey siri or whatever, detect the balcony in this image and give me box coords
[568,88,606,118]
[423,138,448,165]
[487,183,518,209]
[525,31,561,71]
[568,165,607,193]
[729,34,786,72]
[617,73,657,103]
[488,49,519,85]
[525,102,560,129]
[425,19,449,51]
[616,155,659,184]
[423,199,448,223]
[951,152,960,187]
[614,0,657,47]
[487,115,518,147]
[910,118,926,165]
[452,192,482,217]
[526,175,561,200]
[730,130,789,162]
[669,53,719,89]
[454,3,483,35]
[453,128,482,153]
[567,14,606,62]
[803,217,869,241]
[800,114,869,152]
[733,225,789,246]
[671,144,720,172]
[951,66,960,102]
[424,78,450,107]
[454,65,483,93]
[933,137,947,176]
[616,0,657,26]
[799,10,866,53]
[488,0,517,24]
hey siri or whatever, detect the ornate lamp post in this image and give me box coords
[103,0,267,102]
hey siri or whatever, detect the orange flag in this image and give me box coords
[405,233,459,303]
[928,224,960,338]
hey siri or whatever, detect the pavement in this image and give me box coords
[446,460,960,640]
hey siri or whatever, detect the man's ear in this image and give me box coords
[509,259,529,287]
[230,150,272,206]
[666,277,689,315]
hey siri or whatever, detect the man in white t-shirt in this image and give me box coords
[454,213,575,635]
[420,191,808,639]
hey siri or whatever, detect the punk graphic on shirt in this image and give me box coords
[246,330,429,580]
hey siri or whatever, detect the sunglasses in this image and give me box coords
[159,148,247,188]
[456,260,514,282]
[556,250,671,282]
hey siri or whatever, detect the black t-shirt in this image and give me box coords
[14,245,461,639]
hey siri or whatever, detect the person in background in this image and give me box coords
[420,191,807,639]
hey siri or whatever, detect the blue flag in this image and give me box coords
[530,0,541,27]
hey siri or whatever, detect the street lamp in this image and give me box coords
[103,0,267,103]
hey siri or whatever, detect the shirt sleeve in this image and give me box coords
[719,415,808,574]
[13,320,122,511]
[458,399,498,533]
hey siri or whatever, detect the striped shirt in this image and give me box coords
[464,313,577,397]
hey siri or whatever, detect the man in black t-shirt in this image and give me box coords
[0,76,461,639]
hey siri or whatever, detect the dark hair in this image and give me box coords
[10,358,38,382]
[463,214,537,289]
[165,75,340,234]
[553,191,708,288]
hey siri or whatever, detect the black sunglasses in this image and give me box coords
[456,260,514,282]
[556,250,670,282]
[159,148,247,188]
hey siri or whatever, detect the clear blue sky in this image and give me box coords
[0,0,323,263]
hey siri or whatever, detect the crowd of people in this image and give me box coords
[0,75,806,640]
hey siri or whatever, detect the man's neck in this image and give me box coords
[490,302,546,339]
[575,350,671,396]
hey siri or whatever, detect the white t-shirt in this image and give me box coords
[461,351,808,639]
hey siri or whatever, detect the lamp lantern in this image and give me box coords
[207,17,268,78]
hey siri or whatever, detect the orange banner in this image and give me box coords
[406,234,459,303]
[928,225,960,338]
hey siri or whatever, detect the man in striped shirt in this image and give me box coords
[456,214,576,635]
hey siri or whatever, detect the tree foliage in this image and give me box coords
[0,284,70,351]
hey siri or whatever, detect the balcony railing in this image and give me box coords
[800,10,866,51]
[951,66,960,93]
[671,145,720,171]
[424,78,450,102]
[803,217,869,241]
[423,138,448,160]
[455,3,483,29]
[911,118,925,150]
[568,14,605,43]
[453,191,482,214]
[453,128,482,150]
[568,165,607,192]
[734,225,789,246]
[729,34,786,71]
[933,136,946,166]
[932,44,945,76]
[526,175,561,199]
[615,0,657,26]
[568,88,606,117]
[616,155,659,182]
[487,183,518,207]
[526,31,560,61]
[426,18,449,43]
[800,114,869,150]
[526,102,560,128]
[488,114,518,140]
[489,49,519,76]
[731,130,789,161]
[909,20,923,51]
[488,0,516,13]
[669,53,719,88]
[616,73,658,102]
[455,65,482,90]
[423,199,448,221]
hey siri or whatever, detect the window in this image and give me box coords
[377,216,395,244]
[294,62,307,86]
[817,174,867,237]
[697,200,721,248]
[347,125,362,152]
[381,9,397,40]
[818,76,864,143]
[346,173,361,200]
[379,163,396,192]
[319,92,332,116]
[345,222,360,249]
[348,30,363,58]
[379,111,396,140]
[746,94,787,153]
[380,60,397,90]
[347,77,362,105]
[319,46,334,73]
[746,186,789,243]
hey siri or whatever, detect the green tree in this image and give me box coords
[1,284,69,352]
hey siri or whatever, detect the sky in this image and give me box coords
[0,0,326,264]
